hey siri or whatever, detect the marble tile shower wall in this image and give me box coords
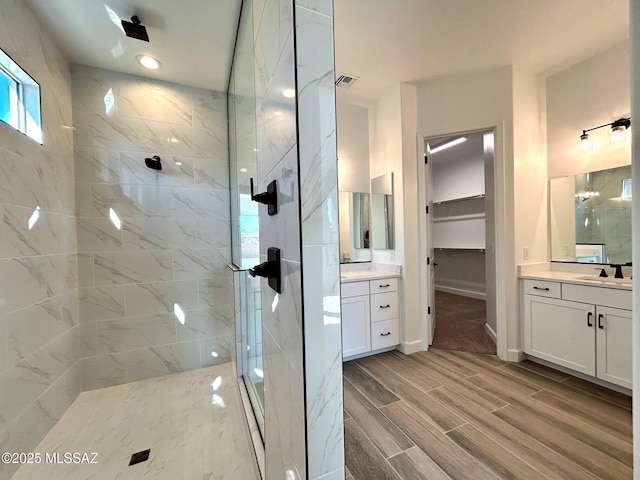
[252,0,306,478]
[295,2,345,480]
[0,2,80,478]
[71,65,232,389]
[253,0,344,479]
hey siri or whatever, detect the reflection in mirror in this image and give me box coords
[550,165,631,264]
[371,172,394,249]
[339,191,372,263]
[352,192,370,248]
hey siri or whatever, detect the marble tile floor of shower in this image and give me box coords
[12,364,259,480]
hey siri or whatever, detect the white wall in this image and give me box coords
[368,85,404,266]
[547,42,631,179]
[337,102,371,262]
[337,102,370,193]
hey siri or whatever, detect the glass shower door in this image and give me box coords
[228,0,264,438]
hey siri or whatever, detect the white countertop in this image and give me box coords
[520,270,632,291]
[340,270,401,283]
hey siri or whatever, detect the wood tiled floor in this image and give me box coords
[343,349,632,480]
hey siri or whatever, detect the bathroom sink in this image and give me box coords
[576,276,632,286]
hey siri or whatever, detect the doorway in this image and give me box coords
[423,130,497,354]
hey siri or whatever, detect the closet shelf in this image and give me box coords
[433,194,485,205]
[434,247,485,253]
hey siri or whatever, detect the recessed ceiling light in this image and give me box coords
[136,55,161,70]
[282,88,295,98]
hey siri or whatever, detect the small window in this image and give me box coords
[0,47,41,144]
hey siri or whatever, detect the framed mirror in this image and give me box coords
[550,165,631,264]
[371,172,394,249]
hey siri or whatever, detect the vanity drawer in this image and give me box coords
[523,279,561,299]
[371,318,399,350]
[562,283,632,310]
[341,281,369,298]
[369,278,398,294]
[370,292,399,322]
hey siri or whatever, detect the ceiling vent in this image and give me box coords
[335,73,359,89]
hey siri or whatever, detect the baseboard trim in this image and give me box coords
[435,285,486,300]
[484,323,497,345]
[507,348,526,362]
[398,340,423,355]
[527,355,632,396]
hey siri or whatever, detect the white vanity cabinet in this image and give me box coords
[523,279,632,389]
[341,277,400,360]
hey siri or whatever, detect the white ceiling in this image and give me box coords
[335,0,629,105]
[23,0,629,101]
[25,0,242,92]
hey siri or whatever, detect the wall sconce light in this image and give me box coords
[579,117,630,151]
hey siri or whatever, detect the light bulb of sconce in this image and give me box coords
[578,132,592,152]
[282,88,295,98]
[609,125,626,144]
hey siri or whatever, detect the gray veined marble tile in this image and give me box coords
[2,204,76,257]
[43,254,79,300]
[94,250,173,285]
[295,0,333,17]
[177,307,233,342]
[6,296,74,365]
[125,280,199,317]
[97,313,177,354]
[89,183,173,218]
[73,147,120,184]
[77,253,95,288]
[71,64,124,114]
[78,286,125,322]
[126,340,201,382]
[254,0,281,98]
[72,109,169,153]
[122,217,197,251]
[0,257,47,316]
[116,77,193,126]
[193,156,230,189]
[0,147,50,210]
[76,217,123,253]
[192,89,227,131]
[80,352,127,391]
[173,248,226,280]
[167,124,227,159]
[120,151,195,187]
[195,218,232,249]
[199,336,232,367]
[170,187,230,219]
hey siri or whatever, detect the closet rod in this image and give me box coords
[434,194,485,205]
[434,247,485,253]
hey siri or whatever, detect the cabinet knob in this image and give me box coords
[379,284,390,288]
[587,311,593,327]
[379,304,391,309]
[533,286,550,291]
[380,332,391,336]
[598,313,604,330]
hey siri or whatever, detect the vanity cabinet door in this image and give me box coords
[341,295,371,358]
[596,306,632,390]
[524,295,596,376]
